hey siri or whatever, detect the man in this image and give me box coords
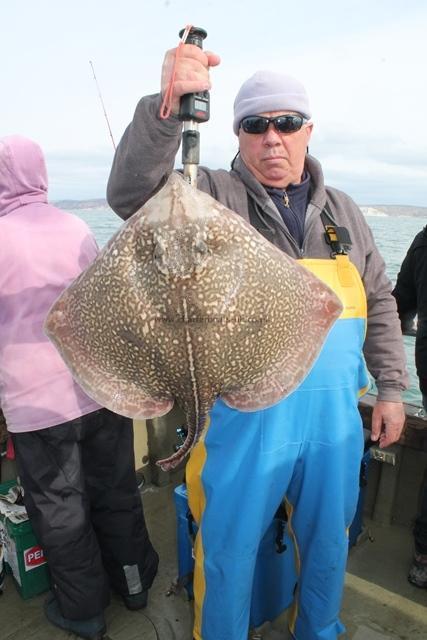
[107,43,407,640]
[0,136,158,640]
[393,229,427,588]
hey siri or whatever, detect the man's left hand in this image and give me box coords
[370,400,406,448]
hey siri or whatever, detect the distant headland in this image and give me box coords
[53,199,427,218]
[359,205,427,218]
[54,198,109,211]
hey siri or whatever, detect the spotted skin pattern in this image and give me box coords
[45,172,342,470]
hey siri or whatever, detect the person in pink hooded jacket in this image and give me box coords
[0,136,158,640]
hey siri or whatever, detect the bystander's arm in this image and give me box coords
[393,241,417,334]
[412,241,427,406]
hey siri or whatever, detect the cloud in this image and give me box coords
[310,121,427,205]
[3,1,425,204]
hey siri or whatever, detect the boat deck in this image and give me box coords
[1,472,426,640]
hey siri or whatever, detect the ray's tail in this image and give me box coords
[156,409,208,472]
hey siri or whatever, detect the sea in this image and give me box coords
[72,207,427,408]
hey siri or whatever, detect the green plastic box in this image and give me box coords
[0,479,51,599]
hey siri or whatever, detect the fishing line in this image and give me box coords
[89,60,116,150]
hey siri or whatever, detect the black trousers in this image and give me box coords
[13,409,158,619]
[414,465,427,555]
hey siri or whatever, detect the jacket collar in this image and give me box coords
[231,153,327,209]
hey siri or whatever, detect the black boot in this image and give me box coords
[122,589,148,610]
[44,592,106,640]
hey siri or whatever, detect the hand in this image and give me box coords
[370,400,406,448]
[160,44,221,115]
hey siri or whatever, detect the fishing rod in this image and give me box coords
[89,60,116,150]
[178,26,210,187]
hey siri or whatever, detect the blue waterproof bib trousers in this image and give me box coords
[186,256,369,640]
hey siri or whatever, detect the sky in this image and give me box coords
[2,0,426,205]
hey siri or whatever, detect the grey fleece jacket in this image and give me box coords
[107,93,408,402]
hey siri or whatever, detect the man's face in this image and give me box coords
[238,111,313,188]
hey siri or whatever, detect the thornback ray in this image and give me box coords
[44,171,343,471]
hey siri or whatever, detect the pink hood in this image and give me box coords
[0,135,48,216]
[0,135,101,432]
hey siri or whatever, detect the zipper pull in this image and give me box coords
[283,190,290,208]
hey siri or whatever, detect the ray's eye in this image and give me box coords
[153,242,170,276]
[194,239,208,255]
[153,243,164,261]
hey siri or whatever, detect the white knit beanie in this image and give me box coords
[233,70,311,135]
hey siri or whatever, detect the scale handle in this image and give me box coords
[178,27,210,123]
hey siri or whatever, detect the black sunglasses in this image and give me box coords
[240,114,308,134]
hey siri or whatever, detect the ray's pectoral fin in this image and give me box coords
[82,372,174,421]
[45,308,174,421]
[222,277,343,412]
[222,378,293,412]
